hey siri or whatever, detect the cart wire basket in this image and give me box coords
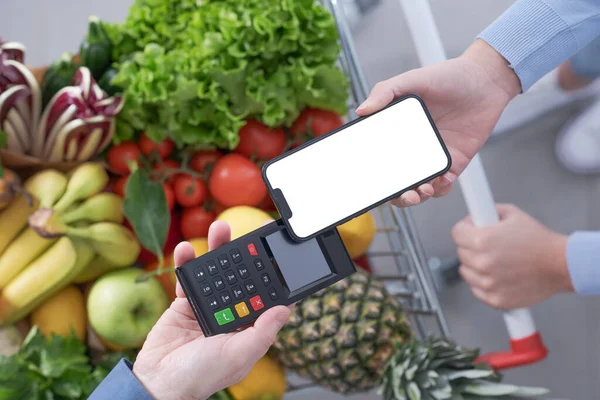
[284,0,450,393]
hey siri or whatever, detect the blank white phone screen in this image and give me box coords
[264,96,450,239]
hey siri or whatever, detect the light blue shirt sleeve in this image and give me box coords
[566,232,600,294]
[88,358,154,400]
[477,0,600,91]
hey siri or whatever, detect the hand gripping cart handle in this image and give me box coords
[396,0,547,370]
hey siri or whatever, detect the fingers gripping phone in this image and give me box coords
[262,94,452,241]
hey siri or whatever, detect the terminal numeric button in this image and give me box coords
[207,297,219,310]
[230,249,242,264]
[206,261,218,275]
[200,282,212,296]
[194,266,206,280]
[232,286,244,300]
[237,265,249,279]
[225,270,237,285]
[261,273,270,286]
[220,291,232,305]
[244,280,256,295]
[254,259,264,271]
[268,287,278,301]
[213,277,225,291]
[218,254,230,269]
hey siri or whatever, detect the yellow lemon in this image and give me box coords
[217,206,273,240]
[228,355,286,400]
[337,211,377,259]
[189,237,209,256]
[30,285,87,341]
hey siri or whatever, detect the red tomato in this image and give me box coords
[139,132,175,159]
[107,142,141,175]
[181,207,215,239]
[173,174,207,208]
[290,108,344,148]
[353,254,372,273]
[258,193,277,212]
[112,176,128,197]
[208,154,266,207]
[234,120,285,160]
[191,150,222,173]
[152,159,180,183]
[129,211,182,264]
[163,183,175,211]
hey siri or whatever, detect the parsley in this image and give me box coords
[0,326,136,400]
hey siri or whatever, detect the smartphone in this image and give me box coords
[175,219,355,337]
[262,94,451,241]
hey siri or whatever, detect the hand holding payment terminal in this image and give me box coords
[177,95,451,337]
[176,219,356,337]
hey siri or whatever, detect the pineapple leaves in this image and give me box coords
[407,382,421,400]
[379,336,553,400]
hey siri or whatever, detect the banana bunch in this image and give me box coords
[0,162,141,326]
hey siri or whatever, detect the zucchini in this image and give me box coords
[41,52,78,109]
[80,15,113,81]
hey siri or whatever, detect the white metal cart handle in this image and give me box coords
[398,0,547,369]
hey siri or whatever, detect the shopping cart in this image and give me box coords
[286,0,549,393]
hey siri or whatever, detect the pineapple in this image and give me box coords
[272,269,551,399]
[272,268,412,393]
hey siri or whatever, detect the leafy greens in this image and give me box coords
[106,0,350,148]
[0,326,136,400]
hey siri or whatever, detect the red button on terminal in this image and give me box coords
[247,243,258,256]
[249,295,264,311]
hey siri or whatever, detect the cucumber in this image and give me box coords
[80,15,113,81]
[41,52,78,109]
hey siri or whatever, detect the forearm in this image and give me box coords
[566,231,600,294]
[476,0,600,92]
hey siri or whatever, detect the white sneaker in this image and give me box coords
[492,69,600,136]
[555,97,600,174]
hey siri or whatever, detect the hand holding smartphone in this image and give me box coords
[262,94,451,241]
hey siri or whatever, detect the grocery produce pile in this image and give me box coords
[0,0,554,399]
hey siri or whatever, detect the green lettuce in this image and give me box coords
[107,0,349,148]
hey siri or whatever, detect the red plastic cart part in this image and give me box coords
[476,332,548,370]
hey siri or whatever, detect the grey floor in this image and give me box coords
[3,0,598,399]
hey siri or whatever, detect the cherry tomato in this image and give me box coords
[208,154,266,207]
[181,207,215,239]
[152,159,180,183]
[234,120,285,160]
[139,132,175,159]
[290,108,344,148]
[258,193,277,212]
[191,150,222,174]
[173,174,207,208]
[353,254,372,273]
[107,142,141,175]
[113,176,129,197]
[163,183,175,211]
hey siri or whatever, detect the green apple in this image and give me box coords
[87,267,169,349]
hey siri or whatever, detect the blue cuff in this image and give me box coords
[566,231,600,295]
[477,0,578,92]
[88,358,154,400]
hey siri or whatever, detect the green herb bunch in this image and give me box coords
[0,326,136,400]
[105,0,350,149]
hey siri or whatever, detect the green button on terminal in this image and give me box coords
[214,308,235,326]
